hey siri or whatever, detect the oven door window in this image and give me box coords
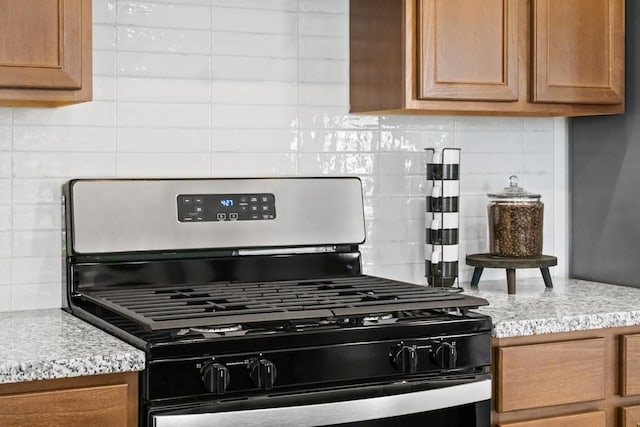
[150,376,491,427]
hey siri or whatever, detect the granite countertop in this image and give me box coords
[0,309,145,384]
[463,277,640,339]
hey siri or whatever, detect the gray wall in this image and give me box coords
[570,0,640,287]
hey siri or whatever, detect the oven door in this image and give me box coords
[150,374,491,427]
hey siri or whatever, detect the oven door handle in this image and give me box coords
[153,378,491,427]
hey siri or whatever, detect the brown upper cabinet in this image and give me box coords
[0,0,92,106]
[349,0,624,116]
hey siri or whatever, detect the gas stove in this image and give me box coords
[63,177,492,427]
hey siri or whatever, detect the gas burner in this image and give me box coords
[362,313,396,326]
[177,324,247,338]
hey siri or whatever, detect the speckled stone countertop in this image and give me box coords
[462,277,640,339]
[0,309,145,384]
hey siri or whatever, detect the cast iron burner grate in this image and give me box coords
[80,275,478,331]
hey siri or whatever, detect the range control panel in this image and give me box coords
[177,193,276,222]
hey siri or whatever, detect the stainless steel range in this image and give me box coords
[63,177,492,427]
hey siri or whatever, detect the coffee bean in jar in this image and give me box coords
[487,176,543,258]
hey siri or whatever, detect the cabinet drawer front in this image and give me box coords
[497,338,605,412]
[498,410,605,427]
[0,384,128,427]
[622,334,640,396]
[621,405,640,427]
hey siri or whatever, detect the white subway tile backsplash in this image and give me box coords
[525,131,554,152]
[12,179,66,205]
[11,283,61,310]
[0,206,10,231]
[13,126,116,152]
[12,205,60,231]
[524,117,555,131]
[299,13,346,37]
[456,131,524,152]
[14,102,116,127]
[300,59,346,83]
[117,78,211,103]
[212,105,297,129]
[117,52,211,79]
[0,259,10,286]
[524,153,554,174]
[212,129,297,152]
[0,109,11,124]
[0,180,10,203]
[93,25,117,50]
[380,115,454,131]
[298,130,379,152]
[93,77,117,101]
[212,0,297,11]
[459,173,509,195]
[11,257,60,285]
[299,83,347,106]
[299,0,346,14]
[117,153,210,177]
[117,2,211,29]
[377,197,425,221]
[377,175,425,196]
[0,232,10,257]
[213,81,297,105]
[462,152,523,174]
[380,131,453,152]
[118,27,211,55]
[0,1,565,311]
[0,126,10,150]
[455,116,524,131]
[299,107,378,129]
[211,153,297,176]
[0,287,11,310]
[212,56,298,82]
[13,152,116,178]
[118,102,210,128]
[212,32,297,58]
[379,153,426,175]
[93,0,116,24]
[117,128,210,152]
[93,50,117,77]
[298,153,377,175]
[213,7,297,34]
[13,230,59,257]
[0,153,11,177]
[299,36,347,59]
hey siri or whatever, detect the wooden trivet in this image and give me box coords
[465,253,557,295]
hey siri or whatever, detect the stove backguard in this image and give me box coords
[63,177,366,255]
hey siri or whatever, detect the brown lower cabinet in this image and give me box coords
[0,372,138,427]
[492,327,640,427]
[621,405,640,427]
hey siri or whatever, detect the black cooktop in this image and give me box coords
[78,275,487,331]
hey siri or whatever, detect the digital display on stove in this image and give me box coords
[177,193,275,222]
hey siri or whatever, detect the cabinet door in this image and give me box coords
[0,384,129,427]
[498,410,605,427]
[622,334,640,396]
[0,0,91,105]
[0,0,82,89]
[418,0,519,102]
[532,0,623,104]
[496,338,605,412]
[622,405,640,427]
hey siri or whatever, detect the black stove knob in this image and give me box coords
[249,358,277,390]
[432,341,458,370]
[390,344,419,374]
[201,362,230,395]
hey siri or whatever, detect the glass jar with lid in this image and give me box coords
[487,175,543,257]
